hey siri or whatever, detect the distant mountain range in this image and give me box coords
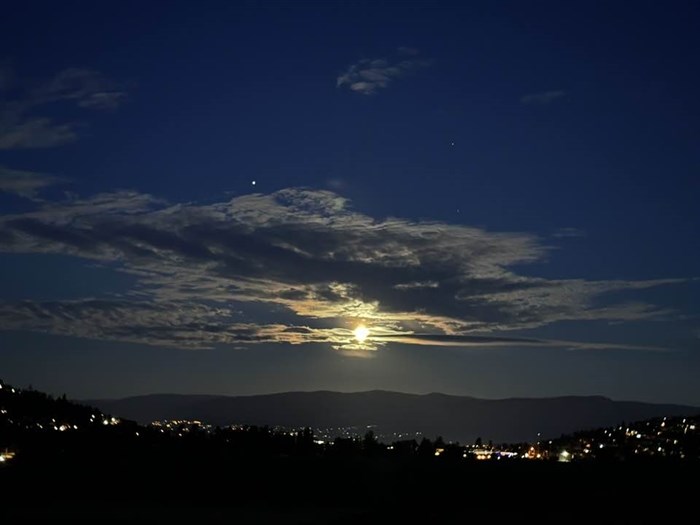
[85,391,699,443]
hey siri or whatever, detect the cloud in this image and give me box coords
[0,299,348,349]
[0,188,688,353]
[34,68,126,110]
[337,50,431,95]
[0,117,78,149]
[77,91,126,110]
[376,333,667,352]
[0,67,126,149]
[521,90,565,105]
[551,227,586,239]
[0,165,67,199]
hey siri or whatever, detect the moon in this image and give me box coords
[353,325,370,343]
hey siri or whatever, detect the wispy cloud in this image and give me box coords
[34,68,126,110]
[337,49,431,95]
[376,333,667,352]
[0,188,688,353]
[0,117,77,149]
[0,165,67,199]
[521,90,565,105]
[551,227,586,239]
[0,67,126,149]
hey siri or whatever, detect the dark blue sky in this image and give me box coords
[1,1,698,403]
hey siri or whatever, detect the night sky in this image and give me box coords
[1,2,698,404]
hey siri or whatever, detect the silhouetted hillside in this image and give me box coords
[87,390,698,443]
[3,379,699,524]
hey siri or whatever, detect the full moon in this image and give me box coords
[353,325,370,343]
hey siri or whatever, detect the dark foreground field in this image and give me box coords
[1,454,697,524]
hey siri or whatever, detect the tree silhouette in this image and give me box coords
[417,437,434,458]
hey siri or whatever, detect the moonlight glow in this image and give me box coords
[353,325,370,343]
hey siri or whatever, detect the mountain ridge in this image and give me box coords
[84,390,698,443]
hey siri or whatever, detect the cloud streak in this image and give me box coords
[337,50,431,95]
[0,188,688,353]
[0,165,67,199]
[0,67,126,149]
[376,333,667,352]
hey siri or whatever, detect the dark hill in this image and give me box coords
[85,390,698,443]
